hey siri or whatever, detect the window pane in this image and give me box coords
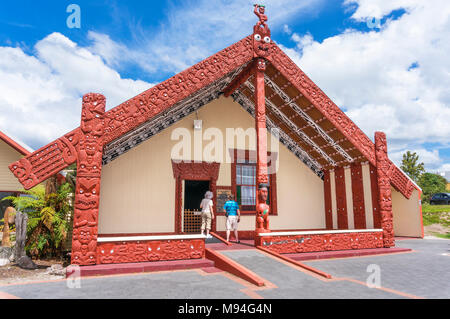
[236,165,242,185]
[236,185,242,205]
[241,186,256,205]
[241,165,256,185]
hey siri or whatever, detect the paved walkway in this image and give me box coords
[0,238,448,299]
[303,238,450,299]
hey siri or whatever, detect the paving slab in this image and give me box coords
[303,238,450,299]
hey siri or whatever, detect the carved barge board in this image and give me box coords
[351,163,366,229]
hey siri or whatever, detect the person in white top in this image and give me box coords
[200,191,214,238]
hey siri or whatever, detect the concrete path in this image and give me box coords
[0,269,251,299]
[303,238,450,299]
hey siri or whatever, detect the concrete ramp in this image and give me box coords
[219,249,405,299]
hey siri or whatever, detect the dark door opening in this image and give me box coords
[183,180,210,233]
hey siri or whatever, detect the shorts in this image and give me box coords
[201,212,212,230]
[226,215,239,231]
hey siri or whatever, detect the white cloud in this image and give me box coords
[0,32,152,149]
[89,0,325,75]
[281,0,450,170]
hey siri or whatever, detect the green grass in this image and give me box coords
[422,204,450,214]
[433,232,450,239]
[422,204,450,227]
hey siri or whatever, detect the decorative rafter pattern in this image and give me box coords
[245,80,337,166]
[263,75,354,163]
[231,89,324,178]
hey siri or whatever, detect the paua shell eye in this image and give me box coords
[264,36,271,43]
[254,34,261,41]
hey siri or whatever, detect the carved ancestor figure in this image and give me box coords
[254,4,268,28]
[255,185,270,233]
[1,206,15,247]
[252,5,271,58]
[14,210,28,260]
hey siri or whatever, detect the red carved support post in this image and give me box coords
[254,58,270,246]
[71,93,106,265]
[374,132,395,247]
[252,4,272,246]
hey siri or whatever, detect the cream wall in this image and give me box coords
[392,187,423,238]
[0,139,26,191]
[98,96,325,234]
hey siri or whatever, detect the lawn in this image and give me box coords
[422,204,450,238]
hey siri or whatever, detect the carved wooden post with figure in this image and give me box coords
[71,93,106,265]
[253,5,272,245]
[1,207,15,247]
[375,132,395,247]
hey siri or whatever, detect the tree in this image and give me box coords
[418,173,447,203]
[2,182,74,259]
[400,151,425,182]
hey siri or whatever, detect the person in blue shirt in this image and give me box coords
[223,194,240,243]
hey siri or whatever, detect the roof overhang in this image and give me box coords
[8,34,416,199]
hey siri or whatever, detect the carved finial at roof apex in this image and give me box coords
[252,4,271,58]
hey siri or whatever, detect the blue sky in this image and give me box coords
[0,0,449,174]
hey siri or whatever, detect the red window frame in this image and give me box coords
[227,149,278,216]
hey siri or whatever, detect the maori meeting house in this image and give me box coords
[9,6,423,267]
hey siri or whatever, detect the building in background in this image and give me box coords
[0,130,32,223]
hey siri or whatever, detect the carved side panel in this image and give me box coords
[369,164,381,228]
[323,170,333,229]
[71,93,105,265]
[351,163,366,229]
[334,167,348,229]
[9,129,80,190]
[96,239,205,264]
[260,231,383,254]
[375,132,395,248]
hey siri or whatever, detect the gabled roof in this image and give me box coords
[0,130,32,156]
[8,31,416,199]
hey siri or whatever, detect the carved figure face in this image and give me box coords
[253,25,271,57]
[75,177,100,210]
[76,226,96,245]
[258,187,268,202]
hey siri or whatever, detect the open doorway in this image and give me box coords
[183,180,210,233]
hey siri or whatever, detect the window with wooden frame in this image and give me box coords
[230,149,278,215]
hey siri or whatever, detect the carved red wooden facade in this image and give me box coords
[7,7,421,265]
[96,239,205,264]
[259,231,383,254]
